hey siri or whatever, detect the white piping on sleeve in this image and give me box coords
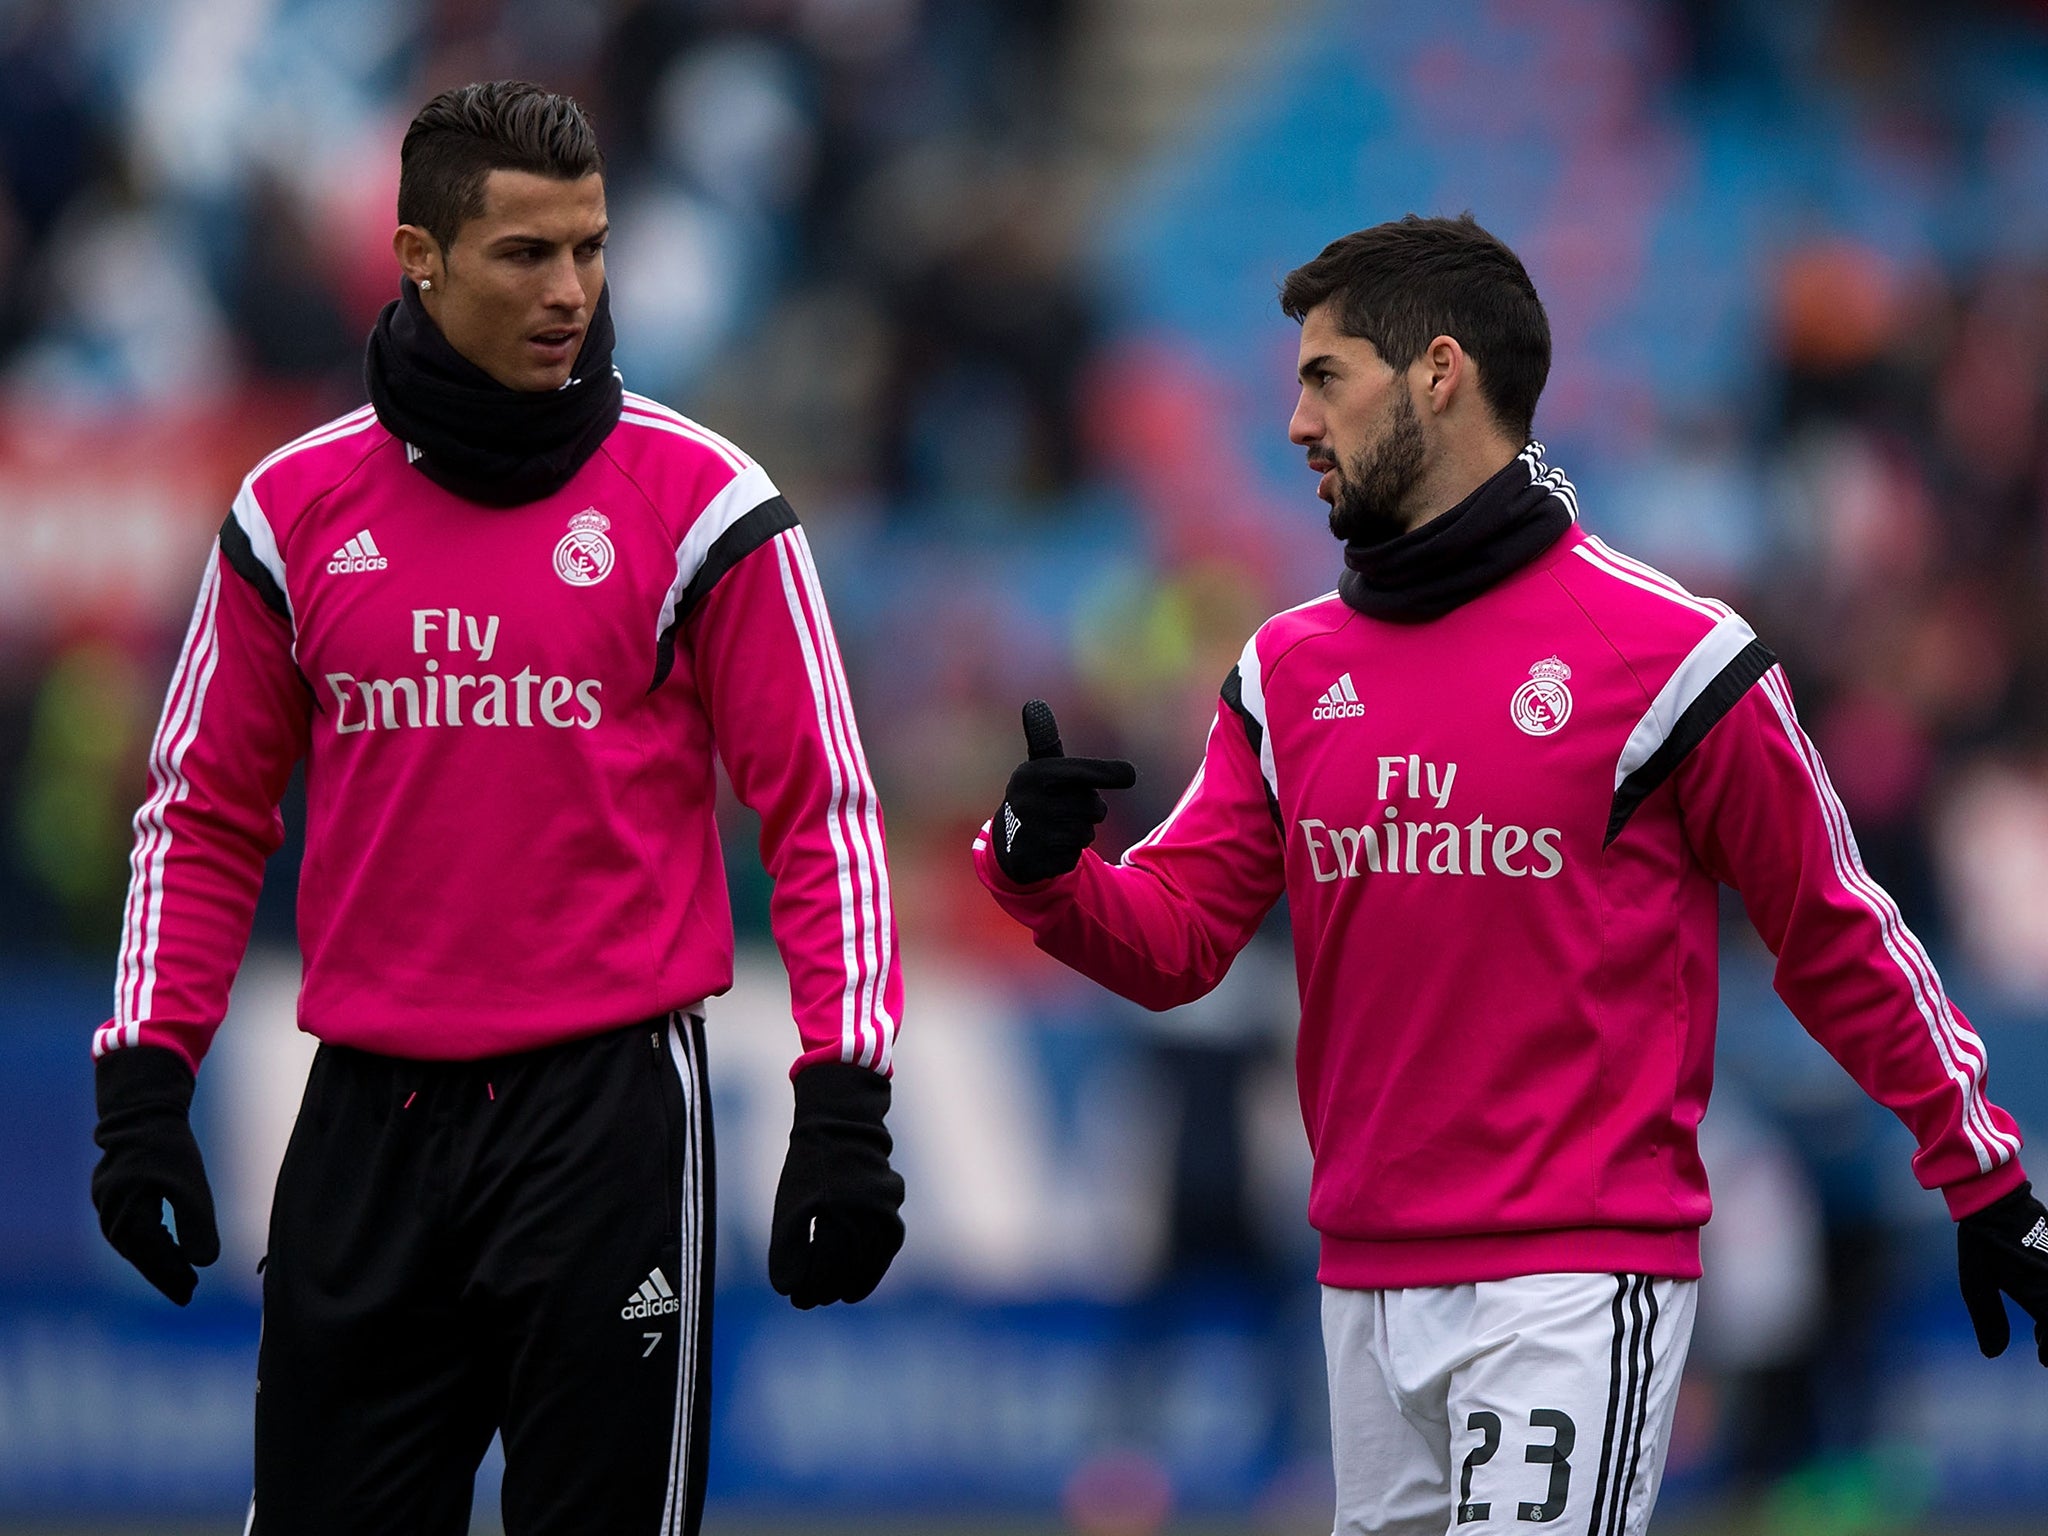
[1758,667,2016,1169]
[773,532,872,1067]
[110,551,225,1050]
[790,529,896,1071]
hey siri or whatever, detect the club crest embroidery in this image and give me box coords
[554,508,615,587]
[1511,656,1573,737]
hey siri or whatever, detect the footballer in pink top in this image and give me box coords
[975,215,2048,1536]
[87,82,903,1535]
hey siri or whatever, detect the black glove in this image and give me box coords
[991,700,1138,885]
[769,1061,905,1308]
[90,1046,220,1306]
[1958,1179,2048,1365]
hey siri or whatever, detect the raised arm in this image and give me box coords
[974,681,1286,1011]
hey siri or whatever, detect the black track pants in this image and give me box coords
[251,1013,714,1535]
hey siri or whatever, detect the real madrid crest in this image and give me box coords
[1511,656,1573,736]
[555,508,615,587]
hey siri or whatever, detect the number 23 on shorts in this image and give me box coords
[1457,1408,1575,1524]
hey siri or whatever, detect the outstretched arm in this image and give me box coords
[974,689,1285,1010]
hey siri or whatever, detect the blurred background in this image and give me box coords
[7,0,2048,1530]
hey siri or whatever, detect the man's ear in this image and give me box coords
[392,224,443,293]
[1422,335,1468,417]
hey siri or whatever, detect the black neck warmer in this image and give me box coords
[364,278,623,507]
[1338,444,1575,622]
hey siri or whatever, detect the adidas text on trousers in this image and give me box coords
[251,1013,714,1535]
[1322,1273,1697,1536]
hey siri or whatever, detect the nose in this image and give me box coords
[542,251,586,313]
[1289,391,1321,447]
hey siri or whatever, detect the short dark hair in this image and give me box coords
[1280,214,1550,442]
[398,81,604,253]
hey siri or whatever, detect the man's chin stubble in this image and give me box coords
[1329,494,1409,545]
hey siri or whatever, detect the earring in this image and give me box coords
[419,278,433,292]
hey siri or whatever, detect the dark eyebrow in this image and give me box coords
[488,224,610,253]
[1298,353,1339,382]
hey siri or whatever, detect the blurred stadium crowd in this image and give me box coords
[10,0,2048,1526]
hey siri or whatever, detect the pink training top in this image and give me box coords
[98,394,900,1077]
[977,445,2022,1288]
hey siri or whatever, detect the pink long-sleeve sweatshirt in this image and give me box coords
[99,394,899,1078]
[977,445,2021,1288]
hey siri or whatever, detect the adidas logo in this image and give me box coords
[620,1266,681,1320]
[326,529,388,575]
[2024,1218,2048,1254]
[1003,803,1022,853]
[1313,672,1365,721]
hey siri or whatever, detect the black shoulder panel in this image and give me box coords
[218,511,290,622]
[1220,664,1282,828]
[1605,638,1777,847]
[650,496,800,691]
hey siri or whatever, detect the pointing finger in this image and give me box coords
[1022,700,1064,760]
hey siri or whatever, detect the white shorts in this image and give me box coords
[1323,1272,1697,1536]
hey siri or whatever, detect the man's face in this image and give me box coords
[407,169,608,392]
[1288,302,1428,544]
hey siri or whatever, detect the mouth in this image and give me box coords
[1309,460,1338,503]
[528,326,582,363]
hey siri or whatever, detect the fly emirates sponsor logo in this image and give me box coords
[1297,753,1563,881]
[323,607,602,735]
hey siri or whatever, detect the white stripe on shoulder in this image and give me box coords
[1591,537,1734,619]
[1273,587,1344,621]
[248,405,379,482]
[624,393,754,467]
[1235,631,1279,803]
[1580,536,1733,617]
[655,462,781,642]
[1612,611,1758,791]
[1572,539,1726,622]
[619,411,749,473]
[229,481,292,620]
[620,394,752,471]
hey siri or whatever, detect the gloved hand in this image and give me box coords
[90,1045,220,1306]
[769,1061,905,1308]
[991,699,1137,885]
[1958,1179,2048,1365]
